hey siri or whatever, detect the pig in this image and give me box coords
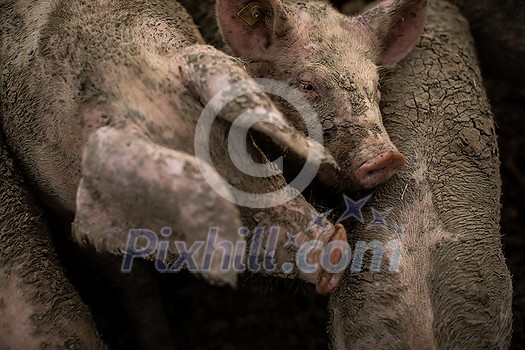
[180,0,431,190]
[122,0,515,347]
[1,0,349,347]
[0,134,106,349]
[2,0,348,281]
[328,0,513,348]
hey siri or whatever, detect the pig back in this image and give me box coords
[0,0,203,213]
[328,1,512,349]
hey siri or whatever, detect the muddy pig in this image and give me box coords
[328,0,513,348]
[180,0,431,190]
[1,0,351,347]
[0,130,106,349]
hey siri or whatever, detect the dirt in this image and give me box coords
[49,76,525,350]
[48,2,525,347]
[55,243,333,350]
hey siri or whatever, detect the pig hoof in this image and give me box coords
[355,152,406,189]
[316,224,347,294]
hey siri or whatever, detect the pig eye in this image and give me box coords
[299,72,318,95]
[301,83,316,91]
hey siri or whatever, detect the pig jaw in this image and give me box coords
[255,79,406,191]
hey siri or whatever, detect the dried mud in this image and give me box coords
[4,0,524,349]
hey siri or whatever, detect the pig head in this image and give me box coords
[216,0,428,190]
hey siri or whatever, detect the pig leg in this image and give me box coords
[209,136,348,293]
[170,46,348,292]
[209,142,348,294]
[237,199,349,294]
[93,44,346,292]
[177,44,338,170]
[74,122,347,293]
[73,126,244,287]
[0,137,106,349]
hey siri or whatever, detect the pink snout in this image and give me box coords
[355,151,406,189]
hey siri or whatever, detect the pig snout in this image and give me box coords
[355,151,406,189]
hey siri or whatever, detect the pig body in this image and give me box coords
[329,0,513,348]
[148,0,512,347]
[2,0,346,285]
[0,133,106,349]
[1,0,349,346]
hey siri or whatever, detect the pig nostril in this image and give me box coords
[355,152,406,189]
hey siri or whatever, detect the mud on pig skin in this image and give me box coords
[1,0,348,347]
[328,0,512,349]
[0,133,106,349]
[181,0,433,190]
[1,0,345,282]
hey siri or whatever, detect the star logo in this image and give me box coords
[394,224,406,236]
[311,209,333,229]
[284,233,299,248]
[367,207,392,228]
[337,194,372,223]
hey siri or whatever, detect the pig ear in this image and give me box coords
[216,0,291,60]
[360,0,427,67]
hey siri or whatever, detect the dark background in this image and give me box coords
[488,79,525,349]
